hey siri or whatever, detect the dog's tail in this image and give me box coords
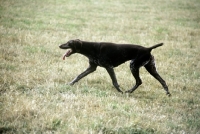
[148,43,163,51]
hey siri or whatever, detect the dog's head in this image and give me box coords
[59,39,82,59]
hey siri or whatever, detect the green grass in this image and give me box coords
[0,0,200,133]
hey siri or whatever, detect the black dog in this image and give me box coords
[59,39,171,96]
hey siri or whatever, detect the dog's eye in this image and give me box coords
[68,40,74,45]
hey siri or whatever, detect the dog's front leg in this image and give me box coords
[69,64,97,85]
[106,67,123,93]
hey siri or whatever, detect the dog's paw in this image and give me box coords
[68,82,75,86]
[118,91,123,94]
[167,92,171,97]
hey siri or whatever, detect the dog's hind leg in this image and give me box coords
[106,67,123,93]
[144,55,171,96]
[125,60,142,93]
[69,63,97,85]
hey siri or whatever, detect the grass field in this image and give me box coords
[0,0,200,133]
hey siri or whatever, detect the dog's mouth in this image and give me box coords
[62,49,73,60]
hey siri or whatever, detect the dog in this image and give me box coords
[59,39,171,96]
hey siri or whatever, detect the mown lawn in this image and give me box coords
[0,0,200,133]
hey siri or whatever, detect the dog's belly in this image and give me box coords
[90,58,113,67]
[89,56,128,68]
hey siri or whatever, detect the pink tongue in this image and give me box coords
[62,50,71,60]
[62,53,67,60]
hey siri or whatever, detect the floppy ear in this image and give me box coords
[73,39,82,52]
[75,39,81,42]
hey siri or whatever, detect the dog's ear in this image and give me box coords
[74,39,82,45]
[74,39,81,42]
[73,39,82,52]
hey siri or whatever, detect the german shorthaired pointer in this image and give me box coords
[59,39,171,96]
